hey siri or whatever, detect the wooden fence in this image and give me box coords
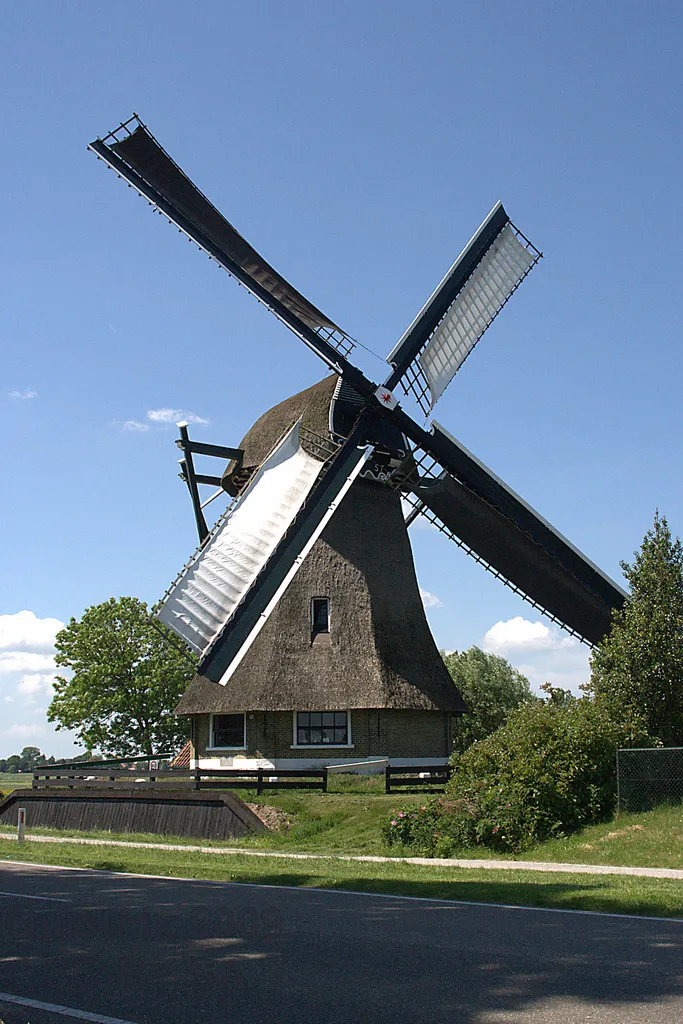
[385,764,451,794]
[32,767,327,795]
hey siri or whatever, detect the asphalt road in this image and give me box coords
[1,861,682,1024]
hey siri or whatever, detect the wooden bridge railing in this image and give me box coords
[32,767,327,795]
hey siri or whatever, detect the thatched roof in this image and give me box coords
[176,477,466,715]
[222,375,339,495]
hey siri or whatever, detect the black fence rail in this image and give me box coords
[32,767,328,795]
[617,747,683,812]
[385,764,451,794]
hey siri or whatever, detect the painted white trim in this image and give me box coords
[208,712,246,751]
[291,709,352,748]
[194,753,449,772]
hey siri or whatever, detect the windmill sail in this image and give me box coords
[89,118,354,356]
[407,423,625,644]
[158,421,325,655]
[386,203,541,413]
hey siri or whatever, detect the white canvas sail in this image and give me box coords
[157,421,324,655]
[419,224,536,408]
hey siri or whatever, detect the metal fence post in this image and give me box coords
[195,767,201,791]
[322,768,328,793]
[257,768,263,796]
[616,749,621,815]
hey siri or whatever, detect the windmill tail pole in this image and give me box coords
[176,422,209,543]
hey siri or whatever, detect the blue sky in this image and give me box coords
[2,1,681,757]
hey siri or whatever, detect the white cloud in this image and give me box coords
[483,616,576,652]
[0,610,63,653]
[0,652,57,675]
[419,588,442,609]
[17,673,55,697]
[9,389,37,400]
[2,722,47,740]
[147,408,208,425]
[482,616,590,695]
[121,419,150,433]
[0,610,79,758]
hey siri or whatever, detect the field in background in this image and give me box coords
[0,773,32,791]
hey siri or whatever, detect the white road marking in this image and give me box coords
[0,991,140,1023]
[3,830,683,879]
[0,889,69,902]
[2,859,682,925]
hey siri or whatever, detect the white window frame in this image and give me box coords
[290,710,353,749]
[310,596,331,635]
[207,712,247,750]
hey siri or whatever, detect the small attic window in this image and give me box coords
[311,597,330,635]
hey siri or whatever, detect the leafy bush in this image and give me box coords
[384,690,651,855]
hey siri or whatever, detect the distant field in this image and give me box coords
[0,773,32,790]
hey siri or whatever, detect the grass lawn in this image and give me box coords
[2,774,682,870]
[519,805,683,870]
[1,834,682,919]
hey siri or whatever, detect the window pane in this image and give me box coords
[296,711,347,744]
[213,714,244,747]
[312,598,329,633]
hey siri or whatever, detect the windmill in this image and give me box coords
[90,115,626,768]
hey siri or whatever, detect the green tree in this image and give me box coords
[48,597,195,757]
[443,646,537,753]
[17,746,45,770]
[590,512,683,747]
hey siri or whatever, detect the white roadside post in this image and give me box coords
[17,807,26,844]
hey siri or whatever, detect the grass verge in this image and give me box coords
[2,776,682,869]
[2,836,682,918]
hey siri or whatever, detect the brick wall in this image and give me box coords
[192,709,451,760]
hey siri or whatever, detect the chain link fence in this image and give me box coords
[617,747,683,812]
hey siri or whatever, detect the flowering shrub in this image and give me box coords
[382,805,439,850]
[383,692,651,855]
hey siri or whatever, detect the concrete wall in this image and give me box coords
[191,709,452,769]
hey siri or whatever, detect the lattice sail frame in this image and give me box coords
[94,114,355,358]
[400,223,541,415]
[400,447,587,644]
